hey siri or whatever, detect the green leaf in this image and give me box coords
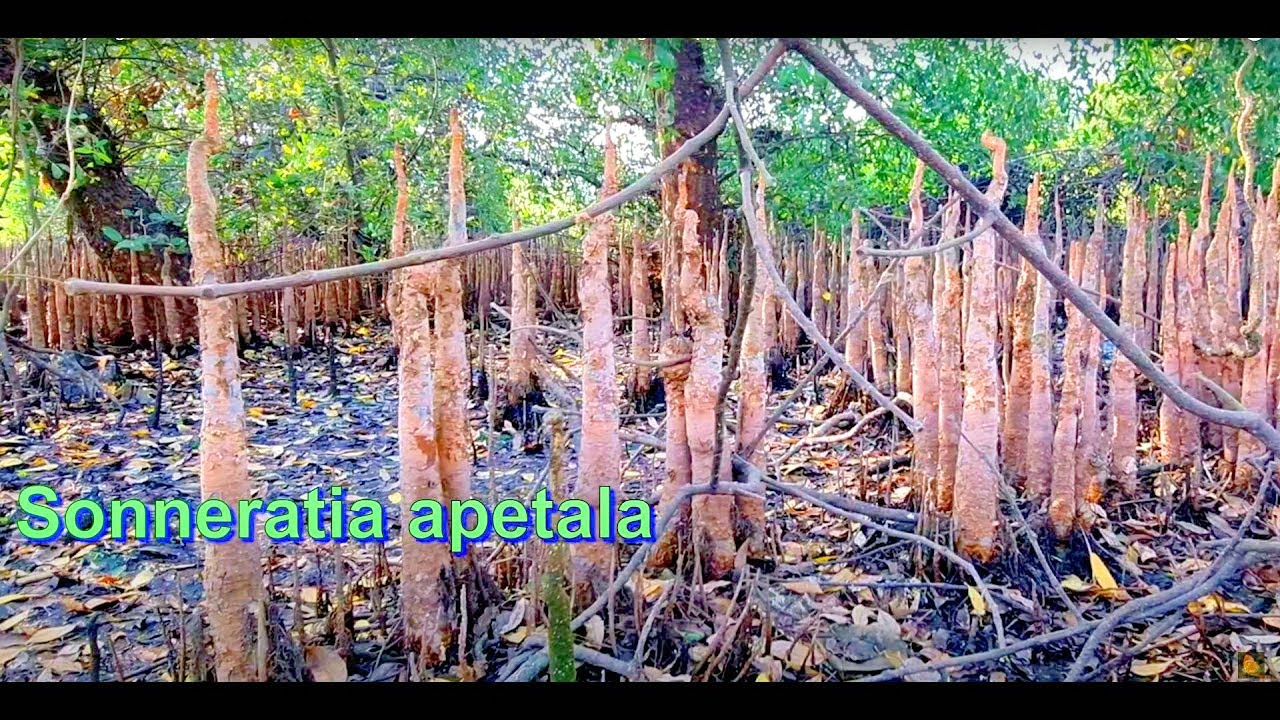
[621,45,645,67]
[102,227,124,244]
[655,42,676,71]
[116,235,151,252]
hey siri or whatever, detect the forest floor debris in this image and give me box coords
[1,317,1277,681]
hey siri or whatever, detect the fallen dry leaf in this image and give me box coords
[967,586,987,617]
[782,580,824,596]
[1189,594,1252,615]
[1131,659,1174,677]
[584,615,605,649]
[0,610,31,633]
[771,639,826,672]
[0,646,24,669]
[827,568,859,585]
[1061,575,1092,593]
[129,568,155,590]
[1089,550,1119,591]
[304,645,348,682]
[781,542,805,563]
[1241,654,1266,678]
[639,577,672,602]
[27,624,76,645]
[45,654,82,675]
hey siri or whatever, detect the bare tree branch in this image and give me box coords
[63,42,790,300]
[785,37,1280,455]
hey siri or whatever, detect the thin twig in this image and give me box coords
[859,215,994,258]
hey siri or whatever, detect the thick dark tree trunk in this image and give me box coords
[0,43,195,338]
[671,39,723,254]
[319,38,379,264]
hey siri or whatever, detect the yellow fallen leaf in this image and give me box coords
[1131,659,1174,677]
[388,492,403,505]
[129,568,155,590]
[640,578,672,602]
[1061,575,1093,593]
[0,593,30,606]
[755,672,771,682]
[503,626,529,644]
[1188,593,1250,615]
[1188,595,1216,614]
[1221,599,1252,614]
[21,463,58,474]
[1089,550,1119,591]
[967,586,987,616]
[0,457,23,469]
[1241,654,1265,677]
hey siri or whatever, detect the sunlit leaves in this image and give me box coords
[7,37,1280,264]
